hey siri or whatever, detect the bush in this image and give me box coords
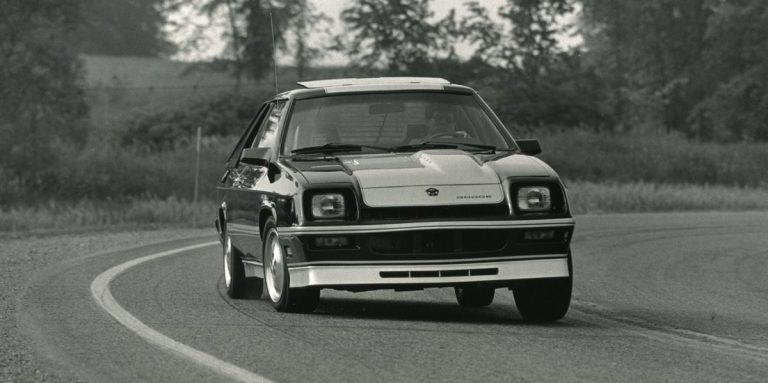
[567,181,768,214]
[121,90,273,149]
[52,137,232,202]
[533,129,768,187]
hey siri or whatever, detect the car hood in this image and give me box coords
[286,150,552,207]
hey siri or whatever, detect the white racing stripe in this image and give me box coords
[90,241,274,383]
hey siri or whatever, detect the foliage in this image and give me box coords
[5,180,768,233]
[287,0,333,79]
[0,197,215,232]
[121,90,272,149]
[579,0,768,141]
[337,0,459,74]
[687,0,768,141]
[534,128,768,187]
[461,0,611,128]
[77,0,173,57]
[0,0,89,192]
[567,181,768,214]
[188,0,331,81]
[26,135,233,204]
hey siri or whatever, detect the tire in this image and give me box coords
[223,233,263,299]
[513,277,572,322]
[262,218,320,313]
[454,286,495,307]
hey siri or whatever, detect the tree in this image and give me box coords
[462,0,610,128]
[77,0,173,57]
[286,0,332,79]
[193,0,330,81]
[337,0,459,75]
[687,0,768,141]
[0,0,89,201]
[580,0,711,132]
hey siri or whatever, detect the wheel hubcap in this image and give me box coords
[223,235,232,288]
[265,231,284,303]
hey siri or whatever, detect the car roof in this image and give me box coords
[276,77,474,100]
[297,77,450,88]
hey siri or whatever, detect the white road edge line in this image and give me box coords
[91,241,274,383]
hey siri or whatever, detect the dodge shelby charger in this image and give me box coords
[215,77,574,321]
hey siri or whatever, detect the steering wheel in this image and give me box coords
[424,131,469,140]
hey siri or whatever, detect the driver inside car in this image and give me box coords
[423,105,469,141]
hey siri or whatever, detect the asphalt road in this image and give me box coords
[17,212,768,382]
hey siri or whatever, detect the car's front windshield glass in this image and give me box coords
[282,92,511,155]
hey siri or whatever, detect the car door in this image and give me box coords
[227,100,287,260]
[219,103,271,255]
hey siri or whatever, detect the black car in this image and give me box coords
[215,77,574,321]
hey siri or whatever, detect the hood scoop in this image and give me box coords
[344,150,504,207]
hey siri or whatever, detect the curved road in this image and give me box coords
[18,212,768,382]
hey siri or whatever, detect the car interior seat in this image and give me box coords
[309,123,340,146]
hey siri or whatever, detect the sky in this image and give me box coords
[167,0,579,65]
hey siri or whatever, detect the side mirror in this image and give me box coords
[240,147,271,167]
[240,147,281,182]
[516,139,542,156]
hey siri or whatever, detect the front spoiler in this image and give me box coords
[288,256,569,288]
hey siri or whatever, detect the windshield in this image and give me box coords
[281,92,512,155]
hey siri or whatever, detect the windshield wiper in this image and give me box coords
[393,141,511,153]
[424,141,499,152]
[392,142,459,152]
[291,143,389,155]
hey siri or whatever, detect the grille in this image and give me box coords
[380,268,499,279]
[360,204,509,221]
[368,229,508,254]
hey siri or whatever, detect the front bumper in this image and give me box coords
[288,256,569,288]
[279,218,574,289]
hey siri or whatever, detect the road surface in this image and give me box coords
[16,212,768,382]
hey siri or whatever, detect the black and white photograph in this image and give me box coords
[1,0,767,381]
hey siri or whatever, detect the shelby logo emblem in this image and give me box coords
[425,187,439,197]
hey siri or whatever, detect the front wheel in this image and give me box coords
[512,277,572,322]
[262,218,320,313]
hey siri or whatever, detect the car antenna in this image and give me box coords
[270,11,279,95]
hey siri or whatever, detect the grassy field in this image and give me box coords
[0,197,215,234]
[567,181,768,214]
[5,124,767,233]
[534,129,768,187]
[2,181,766,234]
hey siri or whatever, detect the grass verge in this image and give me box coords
[567,181,768,214]
[0,197,216,234]
[2,182,766,234]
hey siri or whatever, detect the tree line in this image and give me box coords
[2,0,768,171]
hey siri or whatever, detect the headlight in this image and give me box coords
[517,186,551,212]
[311,193,346,219]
